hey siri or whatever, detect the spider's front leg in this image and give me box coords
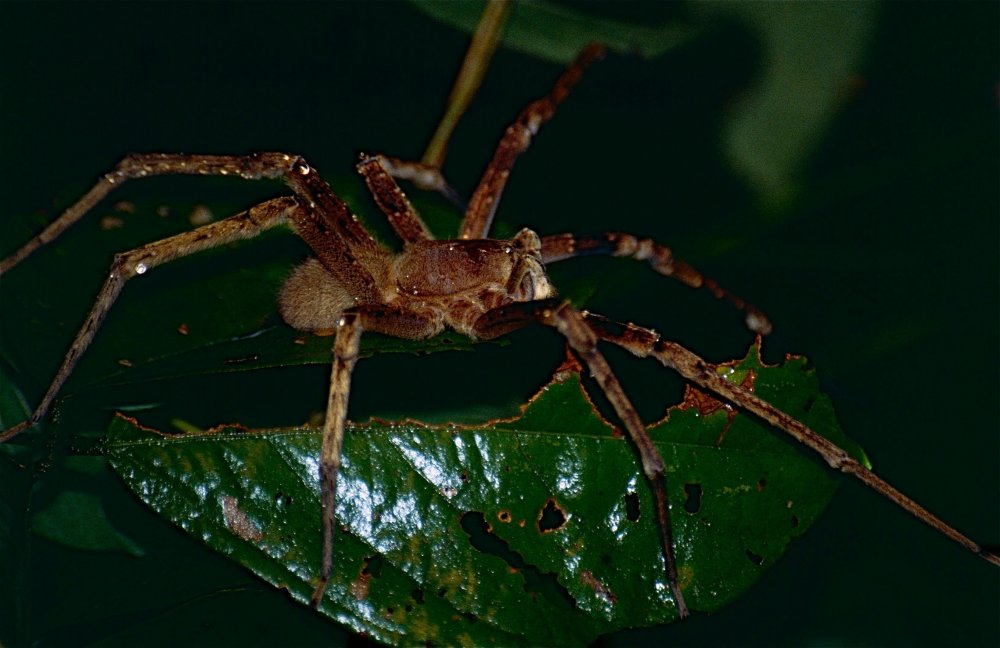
[0,151,378,277]
[580,312,1000,569]
[1,150,392,440]
[473,298,691,619]
[541,232,772,335]
[310,304,443,607]
[0,196,299,442]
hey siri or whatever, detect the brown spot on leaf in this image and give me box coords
[678,384,729,418]
[177,322,189,335]
[351,554,384,600]
[675,364,758,445]
[678,384,737,445]
[350,571,371,600]
[580,570,617,605]
[221,495,263,542]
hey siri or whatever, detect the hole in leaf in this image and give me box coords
[437,587,447,598]
[537,498,567,533]
[412,588,424,604]
[460,511,576,610]
[624,492,640,522]
[791,515,800,528]
[803,395,816,412]
[745,548,764,566]
[757,477,767,492]
[361,554,384,577]
[683,483,702,514]
[497,509,512,523]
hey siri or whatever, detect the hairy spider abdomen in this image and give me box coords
[278,257,358,333]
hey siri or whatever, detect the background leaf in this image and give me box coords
[410,0,698,63]
[0,2,996,647]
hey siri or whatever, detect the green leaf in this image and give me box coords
[409,0,697,64]
[413,0,877,213]
[105,342,859,646]
[688,2,878,212]
[31,488,145,557]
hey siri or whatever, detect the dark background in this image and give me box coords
[1,2,997,646]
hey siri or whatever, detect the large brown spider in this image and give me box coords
[1,38,995,624]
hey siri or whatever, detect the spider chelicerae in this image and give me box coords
[1,40,995,621]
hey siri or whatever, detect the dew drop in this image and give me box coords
[135,262,148,275]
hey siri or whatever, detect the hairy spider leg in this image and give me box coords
[376,157,466,210]
[310,305,444,607]
[473,298,691,619]
[459,43,606,241]
[0,197,298,442]
[541,232,773,335]
[0,151,398,440]
[0,153,362,276]
[357,154,435,243]
[580,312,1000,568]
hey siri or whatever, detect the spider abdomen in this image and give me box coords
[278,257,357,333]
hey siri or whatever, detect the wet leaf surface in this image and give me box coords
[105,344,860,646]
